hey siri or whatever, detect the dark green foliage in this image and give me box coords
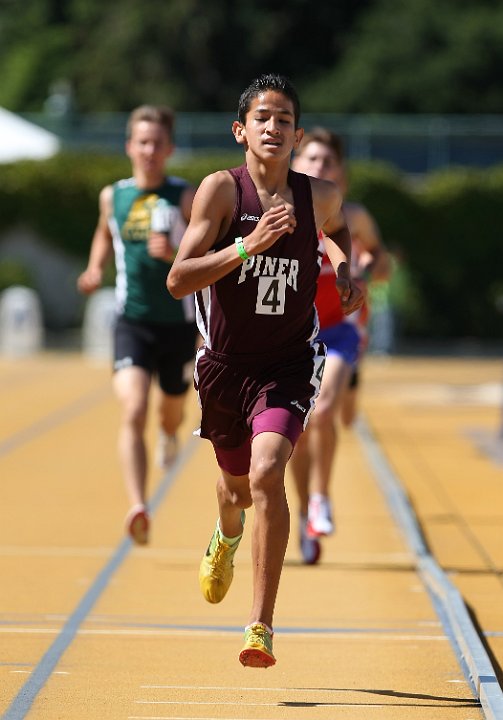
[347,162,430,335]
[1,151,502,339]
[0,260,35,292]
[343,161,503,339]
[419,167,503,337]
[170,152,243,186]
[348,162,428,254]
[0,151,242,258]
[303,0,503,112]
[1,153,129,256]
[0,0,369,113]
[2,1,503,114]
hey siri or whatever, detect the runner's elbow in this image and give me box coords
[166,268,184,299]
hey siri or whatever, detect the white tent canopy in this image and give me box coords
[0,107,60,163]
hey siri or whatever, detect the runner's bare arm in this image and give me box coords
[310,178,363,314]
[348,203,390,281]
[167,171,296,298]
[77,185,114,294]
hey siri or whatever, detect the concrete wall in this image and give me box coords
[0,226,85,329]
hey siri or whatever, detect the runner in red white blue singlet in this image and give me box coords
[290,127,390,566]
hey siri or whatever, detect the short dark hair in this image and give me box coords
[238,73,301,128]
[126,105,175,140]
[297,127,345,163]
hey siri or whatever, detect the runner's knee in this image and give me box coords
[121,399,148,431]
[249,456,285,502]
[309,402,336,427]
[218,473,252,509]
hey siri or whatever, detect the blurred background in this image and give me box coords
[0,0,502,355]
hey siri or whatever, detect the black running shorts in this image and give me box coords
[114,315,198,395]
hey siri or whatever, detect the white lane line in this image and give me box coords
[10,670,69,676]
[2,435,198,720]
[356,414,503,720]
[0,546,116,557]
[128,709,480,720]
[136,700,400,707]
[137,700,294,706]
[0,627,447,640]
[139,683,469,693]
[0,546,202,559]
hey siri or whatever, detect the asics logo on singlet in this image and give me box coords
[241,213,260,222]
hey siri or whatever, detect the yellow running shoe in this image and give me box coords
[239,622,276,668]
[199,515,244,604]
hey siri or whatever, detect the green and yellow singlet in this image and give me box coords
[110,176,194,325]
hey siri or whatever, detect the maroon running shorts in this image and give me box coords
[194,342,325,475]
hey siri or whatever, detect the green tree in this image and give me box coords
[0,1,75,111]
[0,0,368,112]
[303,0,503,112]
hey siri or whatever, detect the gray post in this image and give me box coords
[81,288,116,361]
[0,286,44,356]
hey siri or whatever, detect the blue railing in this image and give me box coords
[22,111,503,174]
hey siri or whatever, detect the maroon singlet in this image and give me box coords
[195,164,322,358]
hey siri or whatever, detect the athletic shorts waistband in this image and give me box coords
[201,343,313,367]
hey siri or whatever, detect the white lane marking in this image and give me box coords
[0,546,116,557]
[136,700,401,707]
[2,436,199,720]
[0,546,201,559]
[377,381,502,407]
[0,627,447,640]
[10,670,69,675]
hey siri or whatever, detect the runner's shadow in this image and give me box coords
[281,687,480,708]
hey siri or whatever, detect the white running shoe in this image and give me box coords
[156,431,178,469]
[307,494,334,537]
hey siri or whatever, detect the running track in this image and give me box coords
[1,352,502,719]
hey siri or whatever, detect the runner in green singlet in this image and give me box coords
[78,105,198,545]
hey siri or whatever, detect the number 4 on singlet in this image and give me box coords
[255,275,286,315]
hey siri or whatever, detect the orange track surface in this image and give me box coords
[1,351,501,719]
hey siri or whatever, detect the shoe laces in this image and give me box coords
[247,623,273,649]
[209,536,232,581]
[310,495,331,521]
